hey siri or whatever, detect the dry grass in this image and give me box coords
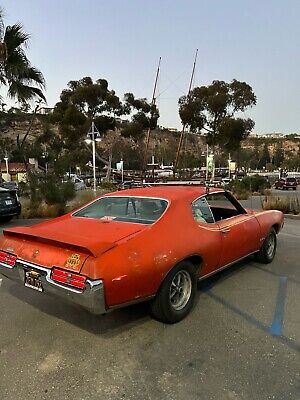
[19,188,112,219]
[20,199,65,218]
[66,189,109,213]
[234,191,250,200]
[19,189,111,219]
[262,196,300,214]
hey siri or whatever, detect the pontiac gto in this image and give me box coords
[0,186,284,323]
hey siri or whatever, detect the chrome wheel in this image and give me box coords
[266,234,275,258]
[169,270,192,311]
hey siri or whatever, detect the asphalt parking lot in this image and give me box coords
[0,218,299,400]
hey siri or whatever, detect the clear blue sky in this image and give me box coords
[2,0,300,133]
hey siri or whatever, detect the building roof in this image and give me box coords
[0,163,27,173]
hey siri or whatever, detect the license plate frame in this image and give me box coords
[24,270,44,292]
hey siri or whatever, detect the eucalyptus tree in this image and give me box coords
[51,77,126,172]
[121,92,159,139]
[178,79,256,152]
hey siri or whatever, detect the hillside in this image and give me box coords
[0,111,299,169]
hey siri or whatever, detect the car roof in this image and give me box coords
[105,185,224,202]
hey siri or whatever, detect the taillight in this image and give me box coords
[51,268,87,290]
[0,250,17,267]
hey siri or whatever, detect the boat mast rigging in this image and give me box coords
[141,56,161,178]
[174,49,198,171]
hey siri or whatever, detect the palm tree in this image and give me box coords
[0,8,46,104]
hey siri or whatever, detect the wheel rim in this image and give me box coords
[169,270,192,311]
[266,234,275,258]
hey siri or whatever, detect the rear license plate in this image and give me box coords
[24,270,43,292]
[5,200,12,205]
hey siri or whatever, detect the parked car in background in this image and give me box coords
[274,177,297,190]
[0,181,19,193]
[117,180,143,190]
[74,177,86,191]
[0,187,21,223]
[0,186,283,323]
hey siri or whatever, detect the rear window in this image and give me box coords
[286,178,296,182]
[73,196,168,224]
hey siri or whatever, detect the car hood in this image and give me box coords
[3,217,144,259]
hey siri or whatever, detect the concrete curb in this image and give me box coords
[284,214,300,220]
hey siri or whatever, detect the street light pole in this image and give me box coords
[86,121,101,197]
[91,122,97,195]
[4,156,9,181]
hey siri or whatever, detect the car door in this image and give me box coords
[205,192,261,267]
[191,196,222,276]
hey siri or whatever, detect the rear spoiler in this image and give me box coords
[3,228,115,258]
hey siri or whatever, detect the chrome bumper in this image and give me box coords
[0,259,107,315]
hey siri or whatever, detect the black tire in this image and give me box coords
[0,216,13,223]
[150,261,198,324]
[255,228,277,264]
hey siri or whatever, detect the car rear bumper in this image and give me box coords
[0,258,106,315]
[0,204,21,217]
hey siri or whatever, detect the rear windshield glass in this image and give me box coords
[286,178,296,182]
[73,196,168,224]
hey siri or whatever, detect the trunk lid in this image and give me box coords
[3,217,143,272]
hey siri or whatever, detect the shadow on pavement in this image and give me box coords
[7,281,151,337]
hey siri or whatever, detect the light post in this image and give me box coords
[3,155,9,181]
[85,121,101,195]
[41,146,48,174]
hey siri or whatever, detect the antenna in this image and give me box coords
[141,57,161,178]
[174,49,198,171]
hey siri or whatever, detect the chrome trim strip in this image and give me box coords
[0,261,14,269]
[0,257,106,314]
[16,258,101,295]
[109,294,156,311]
[198,251,257,281]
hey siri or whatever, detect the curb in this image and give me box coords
[284,214,300,220]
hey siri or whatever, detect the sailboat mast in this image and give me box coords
[174,49,198,171]
[142,57,161,177]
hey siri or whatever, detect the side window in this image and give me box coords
[206,192,245,222]
[192,197,215,224]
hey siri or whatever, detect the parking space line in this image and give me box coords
[206,290,300,353]
[270,276,288,337]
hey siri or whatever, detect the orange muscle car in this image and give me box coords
[0,187,284,323]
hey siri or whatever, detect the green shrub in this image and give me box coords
[39,176,75,205]
[61,181,76,202]
[229,175,270,195]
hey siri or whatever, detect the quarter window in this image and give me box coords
[192,197,215,224]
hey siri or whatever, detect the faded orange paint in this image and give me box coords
[0,186,284,309]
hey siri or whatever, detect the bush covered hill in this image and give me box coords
[0,110,299,171]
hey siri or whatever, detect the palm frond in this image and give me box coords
[8,80,46,103]
[0,14,45,104]
[4,24,30,52]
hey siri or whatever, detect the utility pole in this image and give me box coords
[174,49,198,172]
[142,57,161,179]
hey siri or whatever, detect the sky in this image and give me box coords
[1,0,300,134]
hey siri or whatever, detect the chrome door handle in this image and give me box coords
[221,228,231,233]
